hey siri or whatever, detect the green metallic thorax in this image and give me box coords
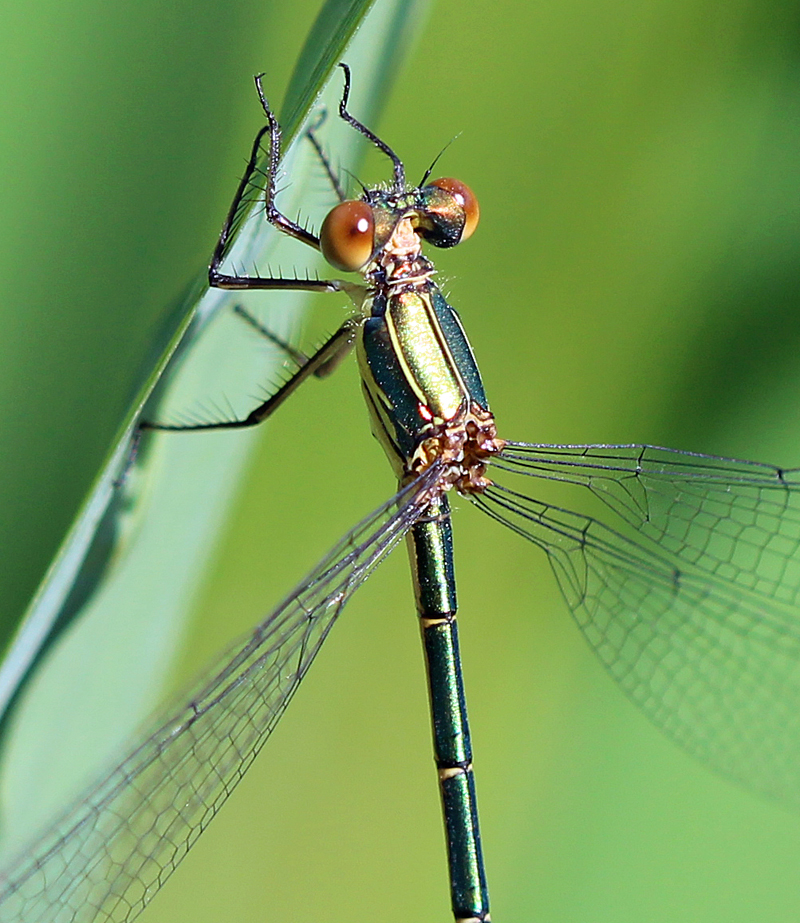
[357,273,489,478]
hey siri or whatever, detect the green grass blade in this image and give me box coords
[0,0,426,863]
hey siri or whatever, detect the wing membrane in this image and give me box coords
[0,468,440,923]
[496,444,800,605]
[480,444,800,804]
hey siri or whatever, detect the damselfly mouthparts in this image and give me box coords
[3,65,800,923]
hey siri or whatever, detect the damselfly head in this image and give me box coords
[319,177,480,273]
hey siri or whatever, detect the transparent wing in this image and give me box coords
[0,467,441,923]
[478,443,800,804]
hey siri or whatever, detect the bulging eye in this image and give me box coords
[429,178,480,241]
[320,200,375,271]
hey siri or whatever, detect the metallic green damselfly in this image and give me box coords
[3,66,800,922]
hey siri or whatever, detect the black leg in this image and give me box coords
[231,305,356,381]
[306,110,349,203]
[232,304,309,367]
[142,319,359,433]
[208,75,343,294]
[336,63,406,194]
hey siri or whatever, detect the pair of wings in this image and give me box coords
[1,443,799,922]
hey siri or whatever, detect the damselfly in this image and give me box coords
[3,65,800,923]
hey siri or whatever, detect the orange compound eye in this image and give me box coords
[320,200,375,272]
[429,178,480,241]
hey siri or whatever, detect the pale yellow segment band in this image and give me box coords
[420,615,455,628]
[438,764,472,781]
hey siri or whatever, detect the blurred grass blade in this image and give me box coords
[0,0,427,859]
[0,0,376,713]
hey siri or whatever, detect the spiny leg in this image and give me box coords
[336,63,406,192]
[305,110,349,204]
[149,75,372,436]
[208,75,343,293]
[232,305,352,380]
[142,319,359,433]
[232,305,309,367]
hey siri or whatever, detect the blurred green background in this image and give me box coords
[3,0,800,921]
